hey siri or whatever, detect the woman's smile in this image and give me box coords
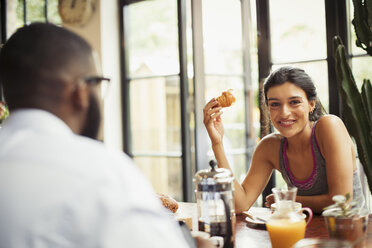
[278,119,296,128]
[267,82,315,138]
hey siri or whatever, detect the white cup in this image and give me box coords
[270,201,302,214]
[209,236,224,248]
[190,231,210,239]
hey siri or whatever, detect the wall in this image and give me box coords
[63,0,123,151]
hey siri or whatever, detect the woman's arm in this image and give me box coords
[212,136,276,214]
[316,115,355,197]
[296,194,333,214]
[203,99,276,214]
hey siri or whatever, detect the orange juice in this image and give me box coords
[266,219,306,248]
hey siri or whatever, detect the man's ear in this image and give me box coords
[72,83,90,111]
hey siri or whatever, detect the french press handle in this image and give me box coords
[220,194,232,248]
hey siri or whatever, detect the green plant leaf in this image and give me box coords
[352,0,372,55]
[361,79,372,128]
[333,37,372,193]
[323,193,362,217]
[367,0,372,33]
[352,0,368,45]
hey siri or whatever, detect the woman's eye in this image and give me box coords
[290,100,300,105]
[269,102,280,107]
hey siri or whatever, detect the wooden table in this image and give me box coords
[175,202,372,247]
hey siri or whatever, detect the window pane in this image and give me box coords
[272,61,329,112]
[232,154,247,183]
[134,157,182,201]
[205,75,246,162]
[7,0,60,38]
[130,77,181,153]
[26,0,46,23]
[270,0,327,63]
[127,0,179,77]
[205,76,245,123]
[351,56,372,89]
[207,152,247,184]
[47,0,62,25]
[202,0,243,74]
[349,0,367,56]
[186,0,194,79]
[7,0,24,38]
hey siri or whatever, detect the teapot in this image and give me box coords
[194,160,235,248]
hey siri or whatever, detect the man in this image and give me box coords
[0,23,195,248]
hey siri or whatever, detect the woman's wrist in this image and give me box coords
[211,141,223,148]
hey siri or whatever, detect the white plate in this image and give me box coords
[243,207,271,228]
[243,207,307,228]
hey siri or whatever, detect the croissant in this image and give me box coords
[216,90,236,107]
[157,193,179,213]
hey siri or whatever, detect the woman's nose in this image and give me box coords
[280,104,291,117]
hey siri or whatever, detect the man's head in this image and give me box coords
[0,23,103,139]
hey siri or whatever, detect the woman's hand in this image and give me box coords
[203,98,224,145]
[265,193,275,208]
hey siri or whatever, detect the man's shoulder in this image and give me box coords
[70,134,131,165]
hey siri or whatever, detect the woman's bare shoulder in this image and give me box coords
[315,115,352,149]
[256,133,283,150]
[317,114,344,126]
[316,115,348,135]
[253,133,282,168]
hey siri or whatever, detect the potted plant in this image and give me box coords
[0,101,9,125]
[322,193,369,247]
[333,0,372,194]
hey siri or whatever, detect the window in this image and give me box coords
[201,0,257,184]
[122,0,184,200]
[256,0,372,208]
[269,0,328,111]
[256,0,330,194]
[120,0,256,201]
[348,0,372,89]
[347,0,372,210]
[1,0,61,120]
[6,0,61,39]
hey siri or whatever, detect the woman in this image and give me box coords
[203,66,364,214]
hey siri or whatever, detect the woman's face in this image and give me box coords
[266,82,315,138]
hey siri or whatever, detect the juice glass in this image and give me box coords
[266,187,312,248]
[266,218,306,248]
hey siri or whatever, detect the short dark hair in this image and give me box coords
[0,23,93,110]
[263,66,324,121]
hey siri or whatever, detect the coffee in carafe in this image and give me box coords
[194,160,235,248]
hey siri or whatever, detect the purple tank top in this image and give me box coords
[279,121,365,204]
[279,122,328,196]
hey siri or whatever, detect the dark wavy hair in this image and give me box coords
[263,66,324,121]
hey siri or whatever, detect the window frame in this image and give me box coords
[256,0,350,203]
[119,0,194,201]
[119,0,254,202]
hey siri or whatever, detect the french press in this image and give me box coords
[194,160,235,248]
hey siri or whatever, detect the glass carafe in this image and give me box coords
[194,160,235,248]
[266,187,313,248]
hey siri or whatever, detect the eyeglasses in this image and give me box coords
[83,76,111,85]
[83,76,111,99]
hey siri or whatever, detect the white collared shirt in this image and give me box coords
[0,109,189,248]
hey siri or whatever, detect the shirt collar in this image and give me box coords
[2,109,74,136]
